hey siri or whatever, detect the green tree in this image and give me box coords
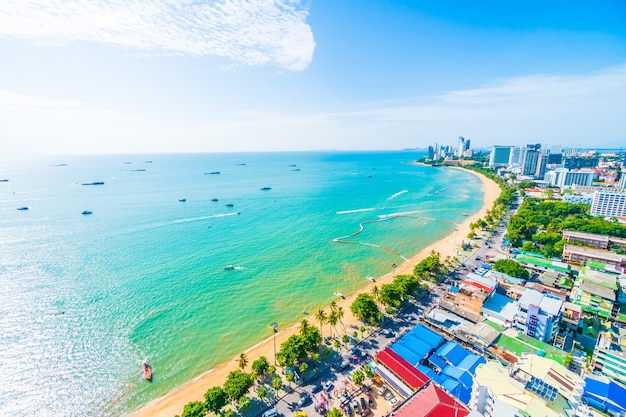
[362,364,374,379]
[299,362,308,375]
[563,354,573,368]
[336,306,346,331]
[285,370,295,386]
[300,319,310,336]
[181,401,207,417]
[350,293,381,324]
[360,325,367,339]
[272,376,282,392]
[251,356,269,377]
[352,369,364,386]
[493,259,530,279]
[257,385,268,403]
[328,408,343,417]
[204,387,227,415]
[370,285,380,304]
[342,334,350,346]
[312,353,321,363]
[333,339,341,351]
[237,396,250,411]
[237,353,248,371]
[328,310,339,337]
[267,364,277,376]
[223,370,254,403]
[314,309,327,338]
[521,241,536,252]
[223,410,236,417]
[379,282,403,307]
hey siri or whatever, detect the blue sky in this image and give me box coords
[1,0,625,156]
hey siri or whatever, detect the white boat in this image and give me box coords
[224,265,235,270]
[334,292,345,299]
[366,276,376,282]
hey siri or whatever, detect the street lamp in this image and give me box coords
[269,322,278,364]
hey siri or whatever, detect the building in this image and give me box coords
[374,347,430,398]
[581,375,626,416]
[572,267,619,319]
[620,175,626,189]
[562,230,609,249]
[481,293,519,327]
[514,288,562,343]
[470,357,584,417]
[522,148,540,176]
[451,274,497,314]
[393,383,469,417]
[509,146,521,166]
[561,302,582,329]
[591,190,626,218]
[489,146,513,167]
[456,136,470,158]
[390,323,444,366]
[562,244,626,268]
[592,325,626,385]
[545,168,597,188]
[535,153,549,179]
[427,145,435,159]
[565,156,599,169]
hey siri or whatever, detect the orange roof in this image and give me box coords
[393,383,469,417]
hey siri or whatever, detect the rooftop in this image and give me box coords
[514,354,584,401]
[375,347,430,390]
[393,383,469,417]
[564,244,626,263]
[563,230,609,243]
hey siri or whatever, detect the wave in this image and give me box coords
[336,208,376,215]
[387,190,408,200]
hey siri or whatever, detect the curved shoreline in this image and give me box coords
[128,167,501,417]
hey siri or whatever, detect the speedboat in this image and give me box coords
[143,361,152,380]
[205,171,220,175]
[81,210,93,215]
[17,206,29,211]
[81,181,104,185]
[211,198,219,202]
[334,292,345,299]
[225,203,234,207]
[224,265,235,270]
[260,187,271,191]
[179,198,186,202]
[366,276,376,282]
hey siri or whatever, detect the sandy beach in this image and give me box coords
[128,167,501,417]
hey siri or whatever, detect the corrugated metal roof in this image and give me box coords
[393,383,469,417]
[375,348,430,390]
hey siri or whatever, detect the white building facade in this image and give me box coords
[591,190,626,218]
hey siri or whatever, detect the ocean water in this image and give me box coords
[0,151,483,416]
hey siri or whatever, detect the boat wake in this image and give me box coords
[336,208,375,215]
[171,212,240,225]
[387,190,408,200]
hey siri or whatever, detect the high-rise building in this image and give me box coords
[619,175,626,189]
[544,168,596,188]
[456,136,470,157]
[427,146,435,159]
[489,145,513,167]
[535,153,549,179]
[522,148,539,176]
[565,156,599,169]
[509,146,521,166]
[591,190,626,218]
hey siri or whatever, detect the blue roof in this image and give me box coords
[457,354,485,373]
[482,293,516,314]
[417,364,437,379]
[391,324,444,363]
[435,341,470,366]
[428,354,448,371]
[583,377,626,413]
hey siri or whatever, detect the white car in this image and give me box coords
[384,391,393,401]
[377,384,387,395]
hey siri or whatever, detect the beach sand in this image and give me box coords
[128,168,501,417]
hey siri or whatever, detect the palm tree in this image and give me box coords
[329,300,338,312]
[315,309,327,338]
[328,310,339,337]
[300,319,310,336]
[336,305,346,332]
[237,352,248,371]
[371,285,380,305]
[360,325,367,339]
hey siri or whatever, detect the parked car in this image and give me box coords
[262,407,278,417]
[323,381,334,393]
[351,398,359,411]
[311,383,322,394]
[384,391,393,401]
[299,392,312,407]
[377,384,387,395]
[360,397,367,409]
[360,408,371,416]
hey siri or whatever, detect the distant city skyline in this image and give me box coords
[1,1,625,156]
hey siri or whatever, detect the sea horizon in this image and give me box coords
[0,150,484,416]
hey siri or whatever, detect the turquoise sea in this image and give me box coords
[0,151,484,416]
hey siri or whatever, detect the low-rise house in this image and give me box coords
[514,288,563,343]
[562,244,626,267]
[572,267,620,319]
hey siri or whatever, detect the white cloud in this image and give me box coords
[0,0,314,71]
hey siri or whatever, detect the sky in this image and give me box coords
[1,0,625,156]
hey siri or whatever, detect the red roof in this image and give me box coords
[393,383,469,417]
[462,279,493,293]
[375,348,429,390]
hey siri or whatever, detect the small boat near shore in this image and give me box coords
[334,292,345,299]
[143,361,152,380]
[211,198,219,202]
[224,265,235,270]
[81,210,93,215]
[225,203,234,207]
[366,276,376,282]
[261,187,272,191]
[17,206,29,211]
[205,171,220,175]
[179,198,186,202]
[81,181,104,186]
